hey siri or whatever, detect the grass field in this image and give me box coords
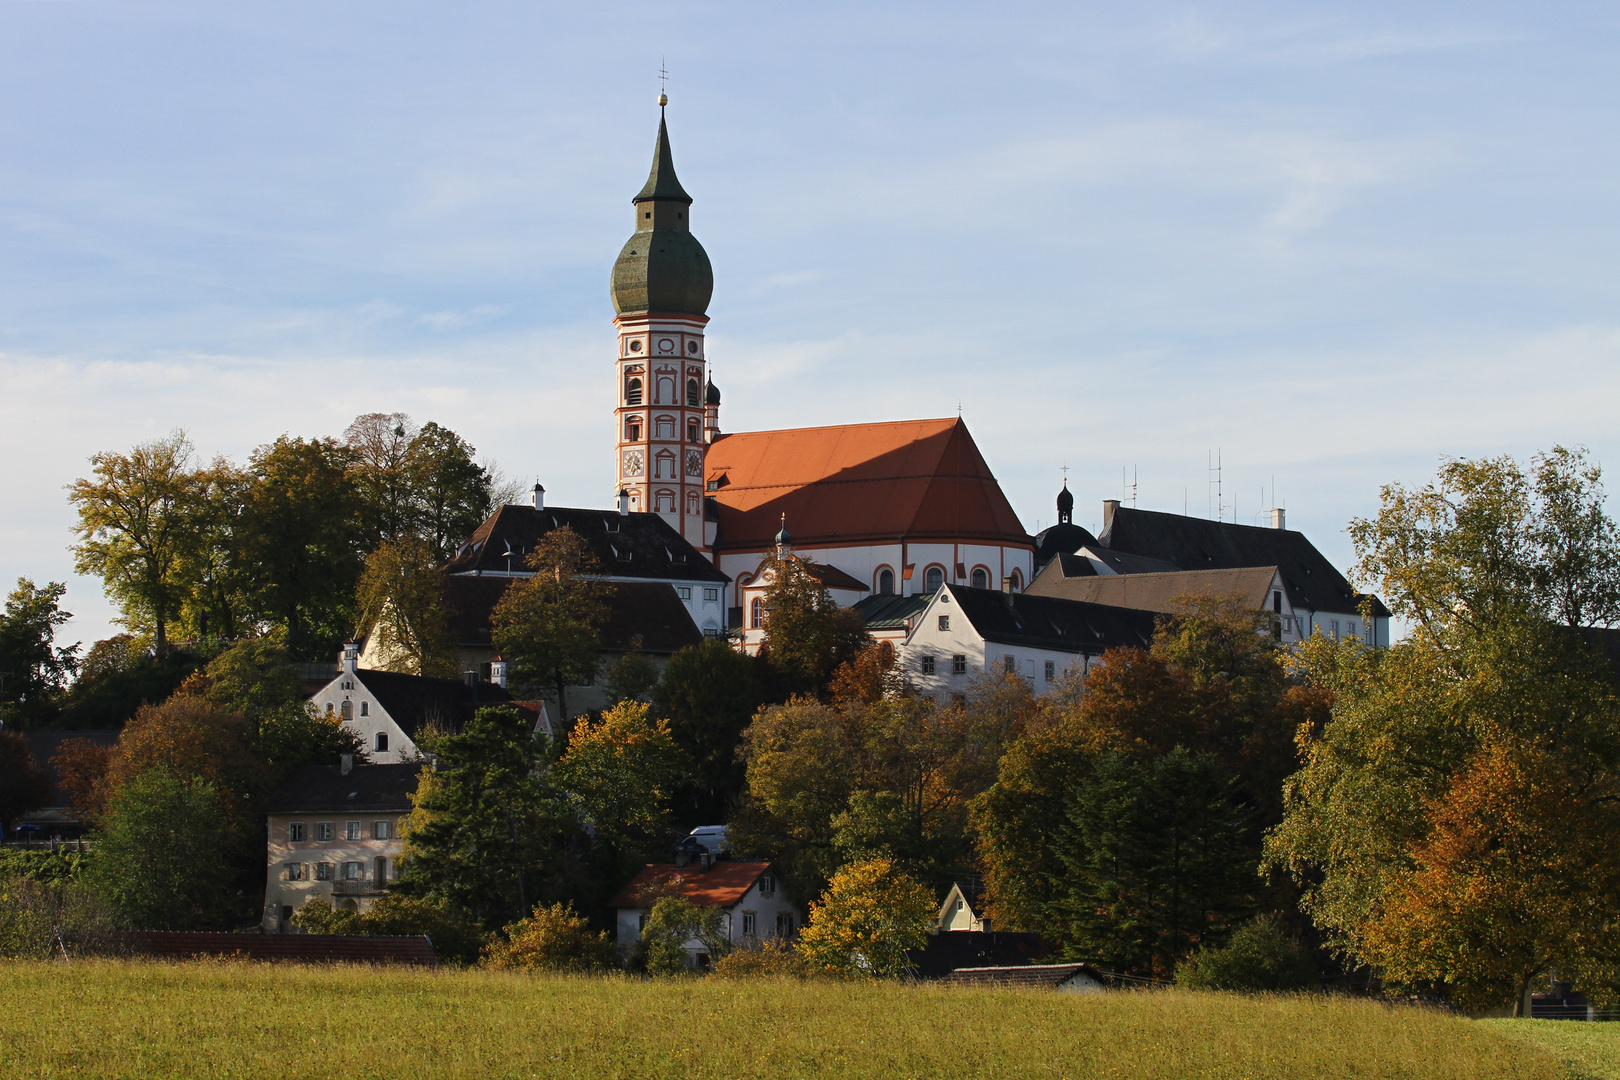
[1485,1019,1620,1080]
[0,960,1582,1080]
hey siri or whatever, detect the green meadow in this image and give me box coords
[0,960,1600,1080]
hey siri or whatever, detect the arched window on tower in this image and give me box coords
[625,377,643,406]
[625,416,642,441]
[750,597,763,628]
[971,567,989,589]
[1009,568,1024,591]
[687,378,701,406]
[687,419,700,443]
[925,565,945,593]
[876,568,894,595]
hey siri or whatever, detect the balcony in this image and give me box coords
[331,879,385,897]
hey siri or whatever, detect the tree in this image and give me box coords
[87,768,232,930]
[757,555,871,697]
[406,421,494,562]
[1051,748,1254,977]
[395,706,571,925]
[355,539,458,677]
[553,701,687,866]
[52,634,201,730]
[68,431,203,657]
[109,694,266,818]
[237,435,363,659]
[194,635,364,776]
[0,733,52,833]
[796,856,934,978]
[601,650,662,706]
[344,412,418,555]
[0,578,78,726]
[827,641,906,708]
[482,901,617,972]
[1265,449,1620,1011]
[172,458,251,647]
[491,527,611,724]
[653,638,767,825]
[50,738,113,821]
[637,894,730,975]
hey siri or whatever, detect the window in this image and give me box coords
[742,912,756,936]
[375,856,388,882]
[346,821,362,841]
[688,419,700,443]
[372,821,390,840]
[1004,655,1017,675]
[374,731,388,753]
[937,614,950,632]
[925,565,945,593]
[704,588,718,603]
[759,874,776,897]
[1273,590,1283,614]
[358,701,368,717]
[625,377,643,406]
[1044,660,1055,681]
[316,822,333,842]
[876,568,894,595]
[1330,619,1341,639]
[751,598,763,628]
[626,416,642,441]
[315,862,332,881]
[775,912,795,937]
[1348,621,1358,638]
[971,567,989,588]
[342,862,362,881]
[286,862,306,881]
[288,822,306,842]
[687,340,699,354]
[678,586,692,601]
[952,655,967,675]
[920,654,936,675]
[1009,569,1023,591]
[638,914,650,931]
[687,378,701,406]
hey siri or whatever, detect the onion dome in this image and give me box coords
[610,110,713,316]
[705,378,721,405]
[1057,480,1074,524]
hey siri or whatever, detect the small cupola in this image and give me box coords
[1057,480,1074,524]
[531,483,545,510]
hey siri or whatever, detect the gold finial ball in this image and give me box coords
[657,92,668,107]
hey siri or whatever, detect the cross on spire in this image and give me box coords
[658,60,669,109]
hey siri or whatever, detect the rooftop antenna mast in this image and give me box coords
[1207,449,1224,522]
[1122,465,1137,508]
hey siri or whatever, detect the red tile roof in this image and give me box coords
[609,861,773,909]
[706,418,1032,551]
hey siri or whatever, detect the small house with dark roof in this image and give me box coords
[261,759,419,932]
[609,856,801,966]
[941,963,1107,993]
[1028,563,1314,643]
[312,646,549,762]
[899,582,1157,699]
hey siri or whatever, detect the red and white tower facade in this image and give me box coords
[610,98,716,553]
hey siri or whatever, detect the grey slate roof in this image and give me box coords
[1099,507,1389,618]
[443,504,727,584]
[1028,564,1282,615]
[444,576,703,657]
[851,593,930,630]
[265,762,420,814]
[633,115,693,204]
[1032,521,1098,570]
[352,669,515,740]
[947,584,1157,655]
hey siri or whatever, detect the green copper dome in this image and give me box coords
[611,114,713,317]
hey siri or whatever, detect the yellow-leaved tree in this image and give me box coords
[796,855,935,978]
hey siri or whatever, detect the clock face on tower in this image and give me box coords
[622,450,645,477]
[686,449,703,477]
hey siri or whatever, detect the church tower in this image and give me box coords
[610,97,715,552]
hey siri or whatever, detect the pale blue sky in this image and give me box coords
[3,2,1618,647]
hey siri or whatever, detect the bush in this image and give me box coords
[0,875,124,959]
[637,895,730,975]
[1176,915,1318,993]
[796,856,934,978]
[483,902,617,973]
[291,894,484,963]
[711,938,810,979]
[86,768,232,930]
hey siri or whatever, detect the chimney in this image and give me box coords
[340,753,354,776]
[340,641,359,673]
[1001,577,1015,608]
[490,656,507,689]
[617,488,630,516]
[1102,499,1120,531]
[531,482,545,510]
[1271,508,1286,530]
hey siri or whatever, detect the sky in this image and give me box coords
[2,1,1619,650]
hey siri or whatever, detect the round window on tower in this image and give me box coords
[629,340,642,352]
[686,341,698,354]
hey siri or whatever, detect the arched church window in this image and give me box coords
[751,597,763,628]
[625,378,643,406]
[925,565,945,593]
[1009,569,1024,592]
[876,568,894,595]
[687,378,701,406]
[971,567,989,589]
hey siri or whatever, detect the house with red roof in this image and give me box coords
[609,850,801,966]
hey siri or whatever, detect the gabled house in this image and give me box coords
[609,856,800,966]
[935,881,991,933]
[312,645,549,762]
[899,583,1157,699]
[261,758,418,932]
[1027,563,1311,644]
